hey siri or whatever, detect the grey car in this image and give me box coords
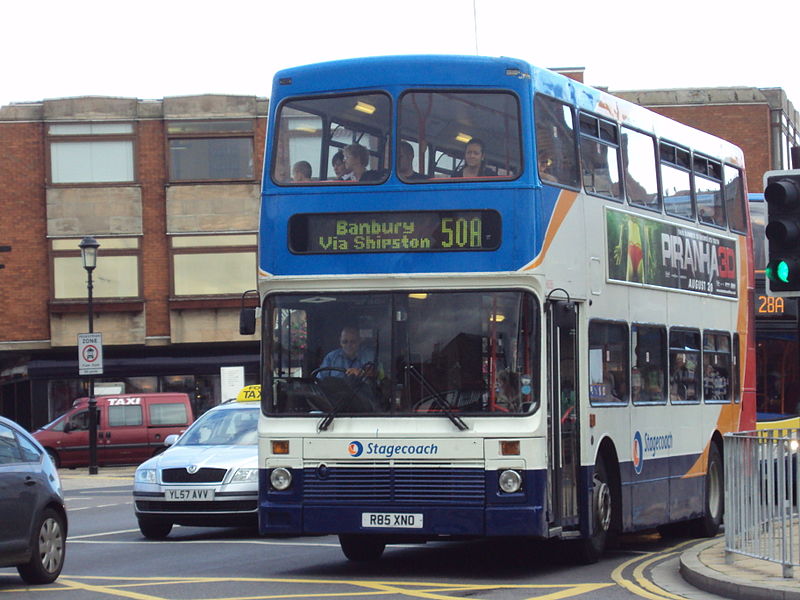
[0,416,67,584]
[133,398,259,539]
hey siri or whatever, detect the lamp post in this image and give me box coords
[79,236,100,475]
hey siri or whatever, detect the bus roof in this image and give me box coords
[273,55,533,92]
[271,54,744,167]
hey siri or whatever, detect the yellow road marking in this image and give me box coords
[611,538,701,600]
[30,575,615,600]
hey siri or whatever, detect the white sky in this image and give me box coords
[3,0,799,109]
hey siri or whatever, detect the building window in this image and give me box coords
[51,237,140,299]
[167,120,255,181]
[171,234,256,296]
[48,122,134,184]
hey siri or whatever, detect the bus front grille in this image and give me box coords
[302,466,485,506]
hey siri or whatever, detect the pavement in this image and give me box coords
[58,465,136,491]
[680,535,800,600]
[58,467,799,599]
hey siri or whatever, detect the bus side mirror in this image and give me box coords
[240,307,256,335]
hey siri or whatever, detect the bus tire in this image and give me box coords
[691,442,723,537]
[574,457,614,564]
[338,534,385,562]
[138,517,172,540]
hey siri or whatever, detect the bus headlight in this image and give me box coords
[498,469,522,493]
[270,467,292,491]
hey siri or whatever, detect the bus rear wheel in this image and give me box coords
[691,443,723,537]
[338,534,385,562]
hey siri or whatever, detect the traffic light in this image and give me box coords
[764,170,800,296]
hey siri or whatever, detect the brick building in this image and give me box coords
[2,82,798,430]
[0,96,267,429]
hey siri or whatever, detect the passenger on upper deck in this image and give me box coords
[454,138,495,178]
[342,143,382,182]
[397,141,427,182]
[292,160,312,182]
[331,150,348,179]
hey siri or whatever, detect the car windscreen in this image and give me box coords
[176,407,258,446]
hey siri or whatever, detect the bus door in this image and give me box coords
[546,299,580,531]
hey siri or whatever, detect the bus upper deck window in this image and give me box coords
[398,91,522,182]
[272,93,391,186]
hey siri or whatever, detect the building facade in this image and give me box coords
[0,95,267,429]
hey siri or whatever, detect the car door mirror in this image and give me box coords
[164,434,179,447]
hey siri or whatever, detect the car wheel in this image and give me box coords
[17,508,66,584]
[338,534,385,561]
[138,517,173,540]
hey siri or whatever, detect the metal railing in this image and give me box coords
[724,428,799,578]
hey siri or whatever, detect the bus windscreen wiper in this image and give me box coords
[405,364,468,431]
[317,402,340,432]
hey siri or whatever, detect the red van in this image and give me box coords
[33,393,194,468]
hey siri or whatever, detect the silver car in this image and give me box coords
[133,399,259,539]
[0,416,67,584]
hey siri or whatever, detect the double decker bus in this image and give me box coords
[248,55,756,562]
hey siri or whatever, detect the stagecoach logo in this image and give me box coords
[632,431,644,475]
[348,441,364,457]
[186,465,199,474]
[633,430,675,476]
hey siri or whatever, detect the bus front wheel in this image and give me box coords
[338,534,385,562]
[574,458,614,564]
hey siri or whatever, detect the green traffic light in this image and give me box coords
[767,259,793,284]
[777,260,790,283]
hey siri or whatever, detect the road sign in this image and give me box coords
[78,332,104,375]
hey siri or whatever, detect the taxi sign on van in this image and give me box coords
[236,385,261,402]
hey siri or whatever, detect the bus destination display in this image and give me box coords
[289,210,501,254]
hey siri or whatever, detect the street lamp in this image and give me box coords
[79,236,100,475]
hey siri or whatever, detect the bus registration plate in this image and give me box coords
[362,512,423,528]
[165,488,214,501]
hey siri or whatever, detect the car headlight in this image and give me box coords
[270,467,292,491]
[135,468,157,484]
[231,468,258,483]
[498,469,522,493]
